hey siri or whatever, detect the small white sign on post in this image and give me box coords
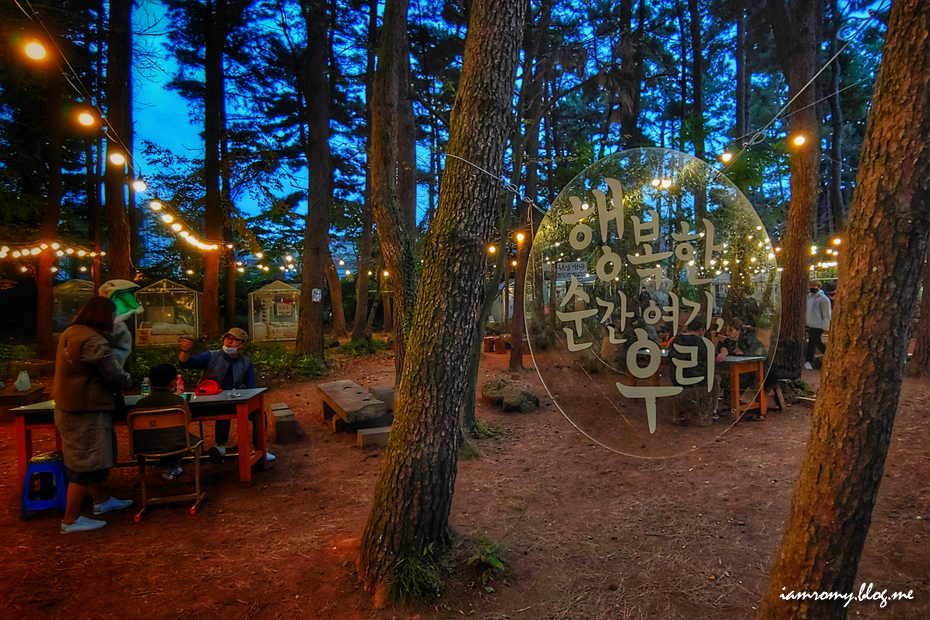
[311,288,322,302]
[556,261,588,281]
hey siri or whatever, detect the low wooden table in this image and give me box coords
[12,388,267,488]
[720,356,767,419]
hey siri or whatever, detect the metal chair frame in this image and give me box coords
[127,406,206,522]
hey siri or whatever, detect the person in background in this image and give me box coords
[669,315,724,425]
[806,280,832,370]
[132,364,201,481]
[716,318,743,358]
[53,296,134,534]
[178,328,275,462]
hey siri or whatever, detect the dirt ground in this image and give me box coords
[1,349,928,620]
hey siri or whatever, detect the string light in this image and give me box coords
[24,41,47,60]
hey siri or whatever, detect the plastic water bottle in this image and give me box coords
[175,374,185,395]
[140,377,151,397]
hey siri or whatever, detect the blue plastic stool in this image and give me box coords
[21,452,68,520]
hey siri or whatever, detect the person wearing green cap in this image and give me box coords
[178,328,275,462]
[98,279,144,367]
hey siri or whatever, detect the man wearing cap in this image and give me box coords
[178,328,275,462]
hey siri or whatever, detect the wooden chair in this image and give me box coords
[127,406,206,522]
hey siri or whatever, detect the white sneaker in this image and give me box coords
[209,445,227,462]
[804,362,813,371]
[162,467,183,481]
[93,496,133,516]
[61,515,107,534]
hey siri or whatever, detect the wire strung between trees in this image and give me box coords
[722,2,889,172]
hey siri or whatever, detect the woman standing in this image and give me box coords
[54,296,134,533]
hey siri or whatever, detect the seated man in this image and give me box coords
[179,328,274,462]
[669,315,724,426]
[132,364,201,481]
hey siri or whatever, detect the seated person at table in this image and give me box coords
[178,328,275,462]
[132,364,200,481]
[669,315,724,426]
[716,318,744,358]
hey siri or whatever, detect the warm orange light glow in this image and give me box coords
[488,245,497,254]
[383,270,389,277]
[832,237,841,245]
[24,42,47,60]
[133,180,147,192]
[720,152,733,163]
[109,152,125,166]
[516,232,525,242]
[78,112,96,127]
[150,201,163,211]
[792,135,807,147]
[511,260,518,267]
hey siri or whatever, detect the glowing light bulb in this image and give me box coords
[21,266,28,273]
[488,245,497,254]
[792,135,806,146]
[720,152,733,163]
[133,180,147,192]
[383,270,389,277]
[79,266,87,272]
[255,252,263,259]
[51,242,60,250]
[186,269,194,275]
[280,265,286,271]
[172,224,183,232]
[109,152,125,166]
[661,179,672,189]
[51,267,58,273]
[285,255,293,262]
[24,42,47,60]
[237,267,245,273]
[161,214,173,223]
[338,259,345,266]
[832,237,841,245]
[651,179,660,187]
[345,270,351,276]
[149,201,163,211]
[66,248,74,255]
[516,232,525,242]
[13,251,21,258]
[40,243,48,249]
[512,260,518,267]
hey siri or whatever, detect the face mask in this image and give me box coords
[810,288,818,294]
[223,345,239,355]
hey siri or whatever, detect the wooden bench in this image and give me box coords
[317,380,386,426]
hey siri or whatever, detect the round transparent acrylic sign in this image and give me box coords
[525,148,780,458]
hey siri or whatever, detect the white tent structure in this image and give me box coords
[135,279,202,346]
[52,279,95,332]
[249,281,299,341]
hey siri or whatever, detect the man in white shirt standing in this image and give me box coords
[805,280,832,370]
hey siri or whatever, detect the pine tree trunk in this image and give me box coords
[352,0,378,342]
[36,71,62,360]
[359,0,525,599]
[103,0,132,281]
[767,0,822,375]
[689,0,706,221]
[370,0,417,378]
[295,0,331,360]
[907,247,930,377]
[827,0,846,233]
[203,0,225,341]
[324,247,347,336]
[735,8,748,143]
[221,109,236,332]
[758,2,930,616]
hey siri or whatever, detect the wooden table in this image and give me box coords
[12,388,267,488]
[0,385,47,422]
[720,356,767,419]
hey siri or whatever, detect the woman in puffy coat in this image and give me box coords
[54,296,134,533]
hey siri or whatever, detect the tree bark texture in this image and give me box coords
[103,0,132,281]
[359,0,525,596]
[767,0,822,375]
[325,246,347,336]
[370,0,417,379]
[202,0,225,341]
[688,0,706,221]
[295,0,331,360]
[352,0,379,342]
[827,0,846,233]
[36,71,62,360]
[907,247,930,377]
[758,2,930,617]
